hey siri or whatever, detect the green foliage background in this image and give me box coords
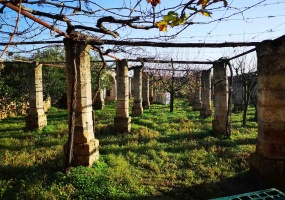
[0,47,66,111]
[33,47,66,100]
[0,62,30,110]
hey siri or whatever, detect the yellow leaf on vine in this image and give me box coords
[156,20,168,32]
[202,11,211,17]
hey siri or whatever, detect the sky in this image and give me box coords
[0,0,284,70]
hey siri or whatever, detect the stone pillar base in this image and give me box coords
[200,109,212,118]
[25,113,47,130]
[149,97,154,104]
[114,117,131,133]
[250,152,285,177]
[65,139,99,167]
[132,106,143,116]
[93,101,104,110]
[142,101,150,109]
[212,120,225,134]
[192,103,201,111]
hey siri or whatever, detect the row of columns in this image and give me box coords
[24,40,100,166]
[189,37,285,177]
[25,57,220,134]
[23,55,151,166]
[18,37,285,177]
[190,69,213,119]
[114,63,152,133]
[190,63,228,134]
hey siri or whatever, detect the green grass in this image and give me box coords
[0,100,274,200]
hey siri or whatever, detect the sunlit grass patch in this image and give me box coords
[0,99,262,199]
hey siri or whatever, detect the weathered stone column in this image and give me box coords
[114,59,131,133]
[200,69,212,117]
[129,77,132,99]
[132,67,143,116]
[64,39,99,167]
[212,61,228,134]
[142,72,150,109]
[25,63,47,130]
[93,89,105,110]
[187,91,195,106]
[105,71,116,101]
[192,72,202,111]
[149,77,154,104]
[43,97,51,112]
[232,76,244,112]
[251,37,285,176]
[153,88,157,103]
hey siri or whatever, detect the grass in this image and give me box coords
[0,99,277,199]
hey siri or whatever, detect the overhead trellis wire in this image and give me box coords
[0,40,260,48]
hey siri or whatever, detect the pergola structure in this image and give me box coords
[0,0,284,178]
[1,35,285,178]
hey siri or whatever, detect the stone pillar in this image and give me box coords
[105,72,116,101]
[25,63,47,130]
[251,37,285,176]
[114,59,131,133]
[142,72,150,109]
[187,91,195,106]
[153,88,157,103]
[232,76,244,112]
[129,77,132,99]
[64,39,99,167]
[192,72,202,111]
[93,89,105,110]
[200,70,212,118]
[132,67,143,116]
[131,77,134,97]
[149,77,154,104]
[43,97,51,112]
[212,61,228,134]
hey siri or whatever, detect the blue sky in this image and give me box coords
[0,0,284,66]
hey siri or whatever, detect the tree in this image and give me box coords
[90,60,112,108]
[232,56,257,126]
[0,0,229,63]
[0,48,67,112]
[0,61,30,114]
[150,59,191,112]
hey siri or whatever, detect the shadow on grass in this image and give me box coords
[129,170,285,200]
[46,112,67,122]
[0,116,25,124]
[0,152,64,199]
[0,127,24,133]
[99,127,258,158]
[232,122,258,130]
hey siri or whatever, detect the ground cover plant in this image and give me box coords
[0,99,275,200]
